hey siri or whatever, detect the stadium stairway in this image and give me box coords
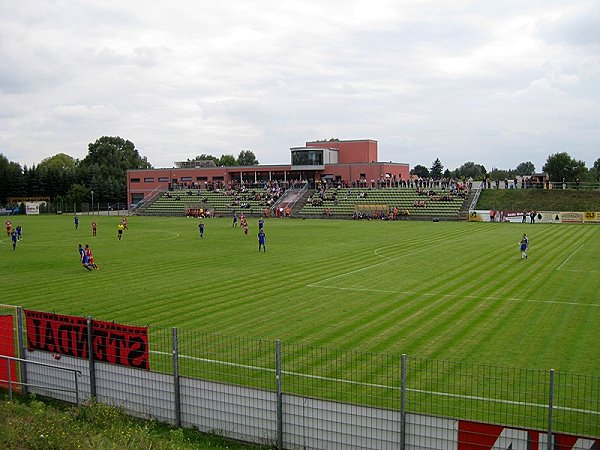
[459,189,477,221]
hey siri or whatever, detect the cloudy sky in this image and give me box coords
[1,1,599,173]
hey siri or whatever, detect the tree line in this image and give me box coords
[411,153,600,184]
[0,137,261,207]
[0,137,151,208]
[1,136,597,208]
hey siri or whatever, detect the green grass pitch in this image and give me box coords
[2,214,599,375]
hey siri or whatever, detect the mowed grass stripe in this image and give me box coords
[3,216,600,378]
[303,226,520,353]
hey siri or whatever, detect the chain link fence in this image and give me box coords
[1,307,598,448]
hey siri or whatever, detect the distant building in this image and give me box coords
[174,159,217,168]
[127,139,410,206]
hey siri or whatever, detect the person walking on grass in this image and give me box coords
[198,222,204,238]
[519,233,529,259]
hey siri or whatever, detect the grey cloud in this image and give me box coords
[537,2,600,46]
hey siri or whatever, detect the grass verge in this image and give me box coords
[0,394,268,450]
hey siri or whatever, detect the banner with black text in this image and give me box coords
[24,310,149,370]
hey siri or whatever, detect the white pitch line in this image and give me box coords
[311,229,492,288]
[311,239,457,288]
[150,350,600,416]
[310,284,600,307]
[556,243,586,271]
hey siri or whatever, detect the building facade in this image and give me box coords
[127,139,410,205]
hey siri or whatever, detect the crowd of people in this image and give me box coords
[306,184,464,218]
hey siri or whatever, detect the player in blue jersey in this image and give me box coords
[74,215,79,230]
[11,230,17,250]
[81,252,94,271]
[198,222,204,238]
[519,233,529,259]
[258,229,266,252]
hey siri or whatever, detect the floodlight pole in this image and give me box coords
[91,190,94,216]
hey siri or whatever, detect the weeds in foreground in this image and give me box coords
[0,394,268,450]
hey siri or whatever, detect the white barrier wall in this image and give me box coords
[23,350,600,450]
[469,210,600,224]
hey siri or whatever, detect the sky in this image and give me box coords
[1,1,599,173]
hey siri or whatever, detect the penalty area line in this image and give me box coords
[307,284,600,307]
[556,243,585,272]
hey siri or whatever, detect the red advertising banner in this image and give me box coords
[24,310,149,370]
[0,315,18,389]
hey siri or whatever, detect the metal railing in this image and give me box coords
[1,355,82,405]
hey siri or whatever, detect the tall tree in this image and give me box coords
[237,150,259,166]
[37,153,79,199]
[410,164,430,178]
[454,162,487,179]
[515,161,535,175]
[488,168,509,181]
[542,152,586,181]
[590,158,600,181]
[430,158,444,179]
[0,154,23,204]
[38,153,78,172]
[218,154,237,166]
[79,136,151,202]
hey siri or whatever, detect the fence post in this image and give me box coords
[400,354,407,450]
[87,316,96,399]
[547,369,554,450]
[276,340,283,450]
[172,327,181,428]
[16,307,28,394]
[6,359,12,400]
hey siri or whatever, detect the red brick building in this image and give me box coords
[127,139,410,205]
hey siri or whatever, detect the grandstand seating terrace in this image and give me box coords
[137,185,467,220]
[138,186,281,217]
[299,187,466,219]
